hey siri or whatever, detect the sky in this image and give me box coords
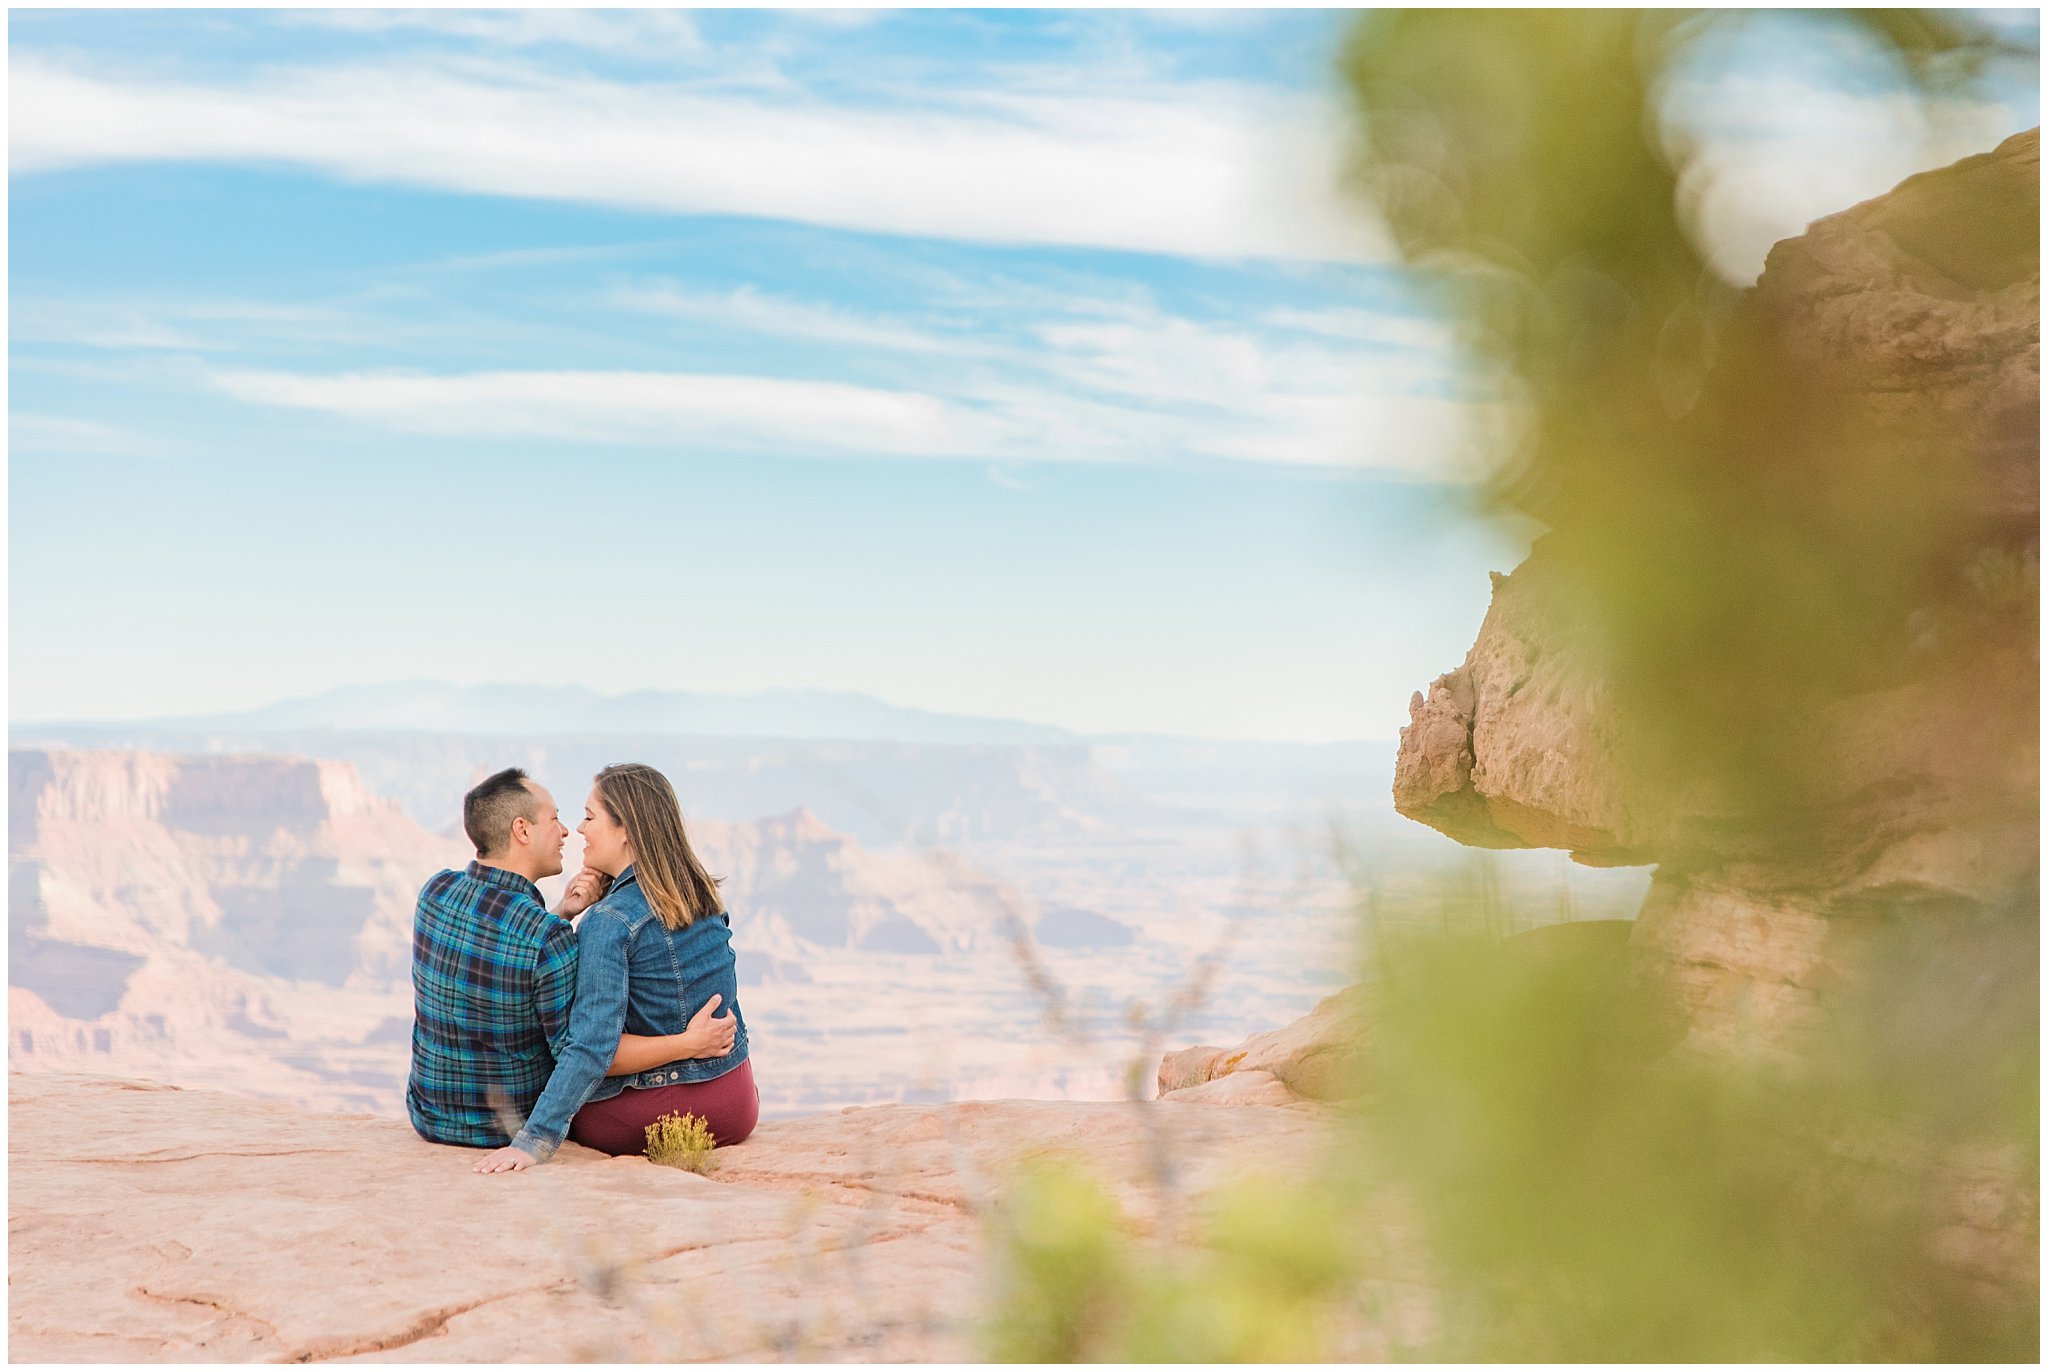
[8,8,2039,742]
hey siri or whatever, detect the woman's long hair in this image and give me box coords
[592,763,724,931]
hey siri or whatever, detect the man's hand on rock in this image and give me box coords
[473,1145,537,1175]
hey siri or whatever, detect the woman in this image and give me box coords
[476,763,756,1171]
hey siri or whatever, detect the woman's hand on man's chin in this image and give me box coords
[474,1145,538,1175]
[553,868,612,920]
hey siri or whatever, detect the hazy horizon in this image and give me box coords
[9,676,1411,746]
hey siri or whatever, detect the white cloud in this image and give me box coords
[10,294,508,354]
[288,10,708,61]
[1261,305,1456,354]
[9,55,1389,263]
[10,302,221,352]
[176,260,1497,478]
[1026,309,1441,417]
[10,413,168,456]
[608,280,962,355]
[1031,313,1277,409]
[210,368,1003,456]
[1661,73,2035,284]
[776,9,888,31]
[208,356,1503,480]
[1129,10,1280,33]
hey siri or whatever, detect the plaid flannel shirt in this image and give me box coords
[405,861,578,1148]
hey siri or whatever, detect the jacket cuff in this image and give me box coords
[510,1127,561,1163]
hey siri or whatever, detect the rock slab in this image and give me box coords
[8,1074,1335,1363]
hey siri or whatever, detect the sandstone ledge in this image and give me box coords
[9,1073,1334,1363]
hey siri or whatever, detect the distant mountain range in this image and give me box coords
[10,682,1408,844]
[18,681,1081,747]
[14,681,1386,750]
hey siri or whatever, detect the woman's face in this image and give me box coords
[577,789,633,876]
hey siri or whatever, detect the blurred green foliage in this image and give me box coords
[984,1159,1375,1362]
[1339,8,2038,826]
[982,9,2035,1362]
[1363,919,2034,1361]
[984,886,2035,1361]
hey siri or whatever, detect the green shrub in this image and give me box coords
[645,1111,717,1174]
[983,1162,1379,1362]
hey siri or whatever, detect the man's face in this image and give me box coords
[510,782,570,879]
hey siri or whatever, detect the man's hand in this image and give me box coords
[676,993,737,1060]
[473,1145,538,1175]
[554,868,610,919]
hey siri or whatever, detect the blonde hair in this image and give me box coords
[592,763,724,931]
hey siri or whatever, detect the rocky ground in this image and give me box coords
[8,1073,1338,1363]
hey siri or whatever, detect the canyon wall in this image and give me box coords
[7,746,1155,1115]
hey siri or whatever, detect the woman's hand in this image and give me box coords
[473,1145,538,1175]
[554,868,611,920]
[677,994,737,1060]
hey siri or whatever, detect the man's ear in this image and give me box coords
[509,815,530,848]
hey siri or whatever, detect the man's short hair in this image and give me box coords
[464,768,538,858]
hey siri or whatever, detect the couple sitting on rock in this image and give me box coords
[405,763,757,1172]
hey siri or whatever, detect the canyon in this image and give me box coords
[8,731,1647,1122]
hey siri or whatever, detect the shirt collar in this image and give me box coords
[466,860,543,902]
[611,864,640,892]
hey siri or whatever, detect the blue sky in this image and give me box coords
[9,9,2038,741]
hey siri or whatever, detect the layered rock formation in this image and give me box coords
[8,753,1114,1113]
[10,749,463,1112]
[8,1074,1352,1363]
[1393,129,2040,1065]
[695,807,1022,958]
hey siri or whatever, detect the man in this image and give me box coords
[406,767,734,1149]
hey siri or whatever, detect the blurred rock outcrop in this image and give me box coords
[1159,922,1652,1105]
[1394,129,2040,1064]
[1158,983,1373,1104]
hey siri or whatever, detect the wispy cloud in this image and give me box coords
[10,302,222,352]
[112,247,1497,478]
[10,293,535,357]
[285,9,708,61]
[10,55,1386,263]
[10,413,169,457]
[608,280,963,355]
[207,353,1502,479]
[1261,305,1456,354]
[209,367,1003,457]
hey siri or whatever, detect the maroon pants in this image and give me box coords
[568,1058,759,1157]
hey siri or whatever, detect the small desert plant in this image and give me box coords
[645,1111,718,1174]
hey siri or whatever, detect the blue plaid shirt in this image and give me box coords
[405,861,578,1148]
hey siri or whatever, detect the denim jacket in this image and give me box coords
[513,866,749,1159]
